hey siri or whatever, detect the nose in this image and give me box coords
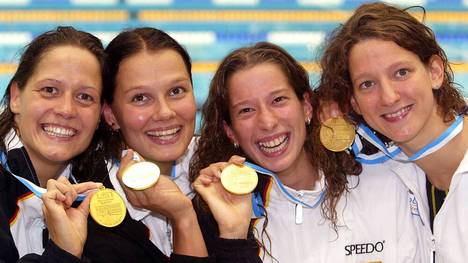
[152,97,176,121]
[55,93,77,119]
[380,80,400,106]
[258,106,278,131]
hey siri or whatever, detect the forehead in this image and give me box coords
[117,49,189,79]
[30,45,101,79]
[349,39,422,73]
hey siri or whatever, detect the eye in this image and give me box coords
[272,96,287,104]
[39,86,59,97]
[395,68,409,78]
[169,86,186,97]
[76,93,97,105]
[238,107,254,115]
[358,80,375,90]
[131,93,149,104]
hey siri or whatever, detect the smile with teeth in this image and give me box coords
[42,124,76,138]
[257,134,289,154]
[382,105,412,119]
[146,127,181,140]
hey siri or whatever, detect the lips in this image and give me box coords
[256,133,289,155]
[381,105,412,122]
[146,126,182,144]
[41,124,77,138]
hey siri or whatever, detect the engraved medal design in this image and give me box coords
[320,116,355,152]
[90,187,126,227]
[221,164,258,195]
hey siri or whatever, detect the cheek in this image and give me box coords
[119,108,151,130]
[176,98,197,123]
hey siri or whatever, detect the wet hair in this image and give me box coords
[318,2,465,125]
[0,26,106,179]
[101,27,193,161]
[190,42,361,232]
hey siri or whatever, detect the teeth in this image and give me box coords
[384,106,410,119]
[43,125,76,137]
[258,135,288,153]
[147,127,180,140]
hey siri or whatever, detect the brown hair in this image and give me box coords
[190,42,361,229]
[0,26,107,180]
[318,2,465,124]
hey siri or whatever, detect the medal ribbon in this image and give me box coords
[0,151,86,201]
[244,161,325,209]
[352,115,464,164]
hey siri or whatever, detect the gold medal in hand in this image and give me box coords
[90,187,126,227]
[221,164,258,195]
[320,116,355,152]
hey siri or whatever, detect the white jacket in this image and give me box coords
[391,149,468,263]
[253,160,422,263]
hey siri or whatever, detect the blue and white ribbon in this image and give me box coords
[244,161,325,210]
[352,115,464,164]
[0,152,86,201]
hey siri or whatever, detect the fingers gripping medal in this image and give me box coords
[221,164,258,195]
[320,116,355,152]
[122,162,160,190]
[90,187,126,227]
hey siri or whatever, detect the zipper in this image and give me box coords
[430,236,436,263]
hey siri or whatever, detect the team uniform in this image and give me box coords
[0,131,86,262]
[391,149,468,263]
[249,160,422,263]
[84,138,258,262]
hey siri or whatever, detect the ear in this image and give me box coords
[302,92,313,121]
[102,103,120,130]
[428,55,444,90]
[350,96,362,115]
[9,82,21,114]
[222,120,239,145]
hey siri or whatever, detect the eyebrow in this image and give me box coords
[230,87,290,109]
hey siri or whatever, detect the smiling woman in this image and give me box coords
[0,26,106,261]
[317,2,468,262]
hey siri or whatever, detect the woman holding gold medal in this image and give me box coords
[83,27,258,263]
[190,42,422,262]
[317,2,468,262]
[0,27,106,261]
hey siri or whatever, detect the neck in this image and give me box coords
[403,118,468,191]
[276,150,318,191]
[27,153,67,187]
[154,160,173,176]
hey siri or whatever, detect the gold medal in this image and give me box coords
[221,164,258,195]
[320,116,355,152]
[89,187,126,227]
[122,161,160,190]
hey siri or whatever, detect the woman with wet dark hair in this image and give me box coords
[318,2,467,261]
[0,26,106,262]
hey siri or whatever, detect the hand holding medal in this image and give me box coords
[193,156,255,239]
[42,177,102,257]
[115,150,193,220]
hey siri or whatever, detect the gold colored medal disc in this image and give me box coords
[320,117,355,152]
[90,187,126,227]
[122,161,160,191]
[221,164,258,195]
